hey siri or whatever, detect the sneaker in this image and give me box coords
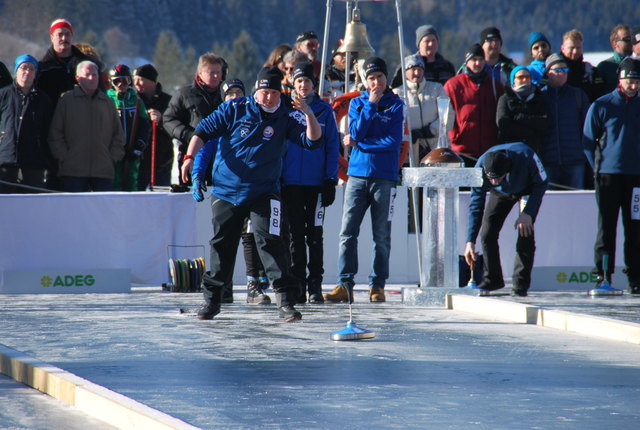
[308,293,325,304]
[477,280,505,292]
[369,287,386,302]
[278,305,302,322]
[197,302,220,320]
[247,279,271,304]
[323,285,352,303]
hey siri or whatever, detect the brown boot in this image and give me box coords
[369,287,386,302]
[323,285,352,303]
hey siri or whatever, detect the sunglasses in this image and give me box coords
[111,78,130,86]
[549,67,569,74]
[617,37,632,43]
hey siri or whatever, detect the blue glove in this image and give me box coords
[192,178,207,202]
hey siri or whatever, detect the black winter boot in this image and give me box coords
[307,279,324,304]
[275,291,302,322]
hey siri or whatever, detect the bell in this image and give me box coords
[338,8,375,58]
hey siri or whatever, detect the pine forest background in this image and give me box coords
[0,0,637,93]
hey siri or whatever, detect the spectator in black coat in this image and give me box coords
[391,24,455,88]
[0,55,53,193]
[163,53,226,185]
[496,66,549,153]
[134,64,173,189]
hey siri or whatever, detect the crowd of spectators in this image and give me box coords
[1,18,639,304]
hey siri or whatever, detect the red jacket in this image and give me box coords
[444,73,503,158]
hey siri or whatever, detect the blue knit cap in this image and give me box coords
[509,65,531,86]
[528,32,550,50]
[14,54,38,73]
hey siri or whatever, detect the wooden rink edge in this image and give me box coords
[0,344,201,430]
[446,294,640,345]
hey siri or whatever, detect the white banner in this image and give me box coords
[2,269,131,294]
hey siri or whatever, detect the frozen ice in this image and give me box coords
[1,289,640,430]
[402,167,483,188]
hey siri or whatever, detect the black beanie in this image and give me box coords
[256,66,283,91]
[222,78,245,96]
[464,43,485,64]
[363,56,387,78]
[133,64,158,82]
[618,57,640,80]
[480,26,502,43]
[483,150,512,178]
[292,62,315,84]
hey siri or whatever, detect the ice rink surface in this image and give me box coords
[1,287,639,429]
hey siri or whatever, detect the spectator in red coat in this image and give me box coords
[444,44,504,166]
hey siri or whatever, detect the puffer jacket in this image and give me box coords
[0,83,52,169]
[539,84,589,166]
[496,85,549,153]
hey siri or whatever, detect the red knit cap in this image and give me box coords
[50,18,73,35]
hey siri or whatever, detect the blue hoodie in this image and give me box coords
[467,142,549,243]
[282,93,339,186]
[193,95,323,205]
[347,89,404,181]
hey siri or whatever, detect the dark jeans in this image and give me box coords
[480,191,536,290]
[594,174,640,279]
[60,176,114,192]
[282,185,325,287]
[204,194,297,306]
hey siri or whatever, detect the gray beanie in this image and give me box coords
[545,53,566,72]
[415,25,438,48]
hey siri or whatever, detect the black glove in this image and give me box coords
[321,180,337,207]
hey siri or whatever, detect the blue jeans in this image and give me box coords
[337,177,396,289]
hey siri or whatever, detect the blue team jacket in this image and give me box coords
[582,89,640,175]
[347,89,404,181]
[193,95,323,205]
[281,94,339,186]
[467,142,549,243]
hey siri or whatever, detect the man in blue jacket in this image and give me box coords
[324,57,404,304]
[464,143,549,296]
[282,62,340,304]
[583,57,640,294]
[181,66,323,322]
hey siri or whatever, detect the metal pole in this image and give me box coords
[319,0,333,98]
[343,0,352,95]
[395,0,424,285]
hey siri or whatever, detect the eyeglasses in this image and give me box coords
[514,75,531,82]
[549,67,569,74]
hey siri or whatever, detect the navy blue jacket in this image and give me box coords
[583,89,640,175]
[347,89,404,181]
[282,94,339,186]
[539,84,589,166]
[467,143,549,243]
[193,95,323,205]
